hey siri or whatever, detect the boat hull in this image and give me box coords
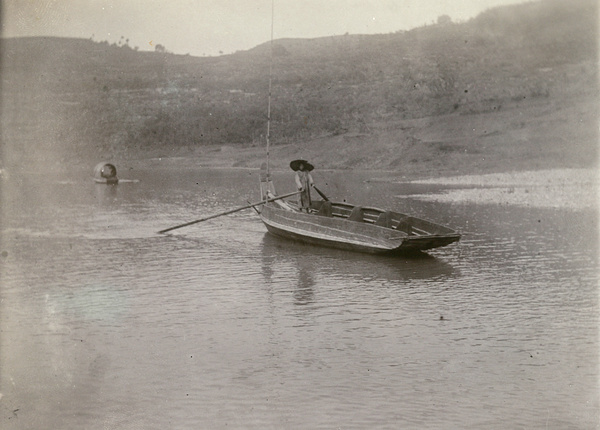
[94,177,119,185]
[259,203,460,254]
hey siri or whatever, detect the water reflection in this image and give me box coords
[294,264,315,306]
[94,183,118,205]
[259,233,457,288]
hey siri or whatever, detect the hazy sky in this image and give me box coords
[2,0,527,56]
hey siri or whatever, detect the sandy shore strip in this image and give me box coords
[400,168,598,210]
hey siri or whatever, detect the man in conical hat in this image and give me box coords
[290,159,314,213]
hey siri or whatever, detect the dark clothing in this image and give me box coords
[295,170,314,210]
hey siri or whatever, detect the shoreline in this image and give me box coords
[3,91,597,182]
[402,168,598,210]
[2,157,596,211]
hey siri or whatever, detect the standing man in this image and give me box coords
[290,159,314,213]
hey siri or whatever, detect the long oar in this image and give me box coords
[313,185,329,201]
[158,190,301,234]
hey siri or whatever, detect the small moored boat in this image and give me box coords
[257,173,460,254]
[93,162,118,185]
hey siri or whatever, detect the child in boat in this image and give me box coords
[291,160,314,213]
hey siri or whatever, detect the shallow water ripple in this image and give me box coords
[1,167,597,429]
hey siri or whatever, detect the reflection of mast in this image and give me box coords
[294,265,315,306]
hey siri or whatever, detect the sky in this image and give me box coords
[2,0,528,57]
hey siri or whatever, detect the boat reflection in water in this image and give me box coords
[259,233,457,294]
[94,180,118,204]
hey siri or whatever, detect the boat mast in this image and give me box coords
[265,0,274,178]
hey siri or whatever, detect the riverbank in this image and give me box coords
[404,168,598,210]
[116,93,597,181]
[1,86,597,199]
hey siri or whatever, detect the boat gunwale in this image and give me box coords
[259,201,461,252]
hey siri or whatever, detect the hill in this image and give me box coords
[0,0,597,176]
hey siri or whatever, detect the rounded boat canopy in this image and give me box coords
[94,162,117,179]
[94,162,118,184]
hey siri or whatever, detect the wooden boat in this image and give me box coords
[256,174,460,254]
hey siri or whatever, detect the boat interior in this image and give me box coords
[268,197,454,237]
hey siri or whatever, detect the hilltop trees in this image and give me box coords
[437,14,452,25]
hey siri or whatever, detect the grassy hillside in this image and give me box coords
[0,0,597,174]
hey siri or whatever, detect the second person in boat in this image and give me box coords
[290,159,314,213]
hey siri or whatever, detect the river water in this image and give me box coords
[1,161,598,429]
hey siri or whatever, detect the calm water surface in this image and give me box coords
[1,162,598,429]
